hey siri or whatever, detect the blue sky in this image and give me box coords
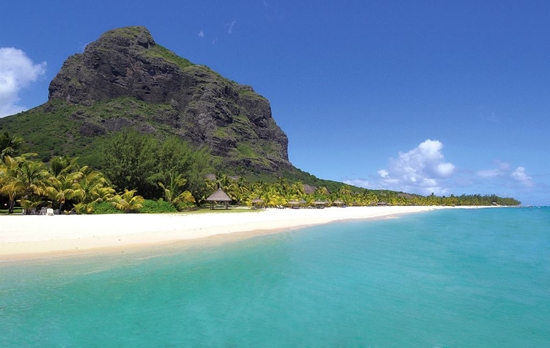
[1,1,548,205]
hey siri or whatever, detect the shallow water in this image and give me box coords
[1,207,549,347]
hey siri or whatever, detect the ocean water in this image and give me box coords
[1,207,549,347]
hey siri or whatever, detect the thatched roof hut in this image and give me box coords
[205,173,217,181]
[287,200,300,209]
[313,200,327,209]
[303,184,316,195]
[251,198,265,209]
[206,188,232,209]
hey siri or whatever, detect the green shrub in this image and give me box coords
[92,201,120,214]
[176,201,196,211]
[138,199,178,213]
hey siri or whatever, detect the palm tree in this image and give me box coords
[364,191,378,206]
[303,194,315,208]
[45,172,81,211]
[111,189,145,213]
[287,181,305,201]
[230,177,250,205]
[18,159,48,197]
[0,132,23,161]
[224,179,242,204]
[2,156,48,214]
[0,156,25,214]
[262,185,285,208]
[337,185,353,206]
[276,178,292,196]
[158,172,195,209]
[216,173,232,189]
[48,156,79,178]
[43,156,83,211]
[205,175,218,193]
[313,186,329,201]
[75,168,115,213]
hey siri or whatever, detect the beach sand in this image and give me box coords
[0,206,455,260]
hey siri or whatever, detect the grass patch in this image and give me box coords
[181,206,257,215]
[147,45,193,70]
[236,143,260,159]
[0,207,23,215]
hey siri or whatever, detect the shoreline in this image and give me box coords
[1,206,485,261]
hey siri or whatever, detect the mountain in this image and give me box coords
[0,26,523,204]
[0,26,293,177]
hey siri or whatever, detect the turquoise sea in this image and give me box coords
[1,207,549,347]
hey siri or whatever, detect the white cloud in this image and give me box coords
[477,169,503,178]
[436,162,455,176]
[476,160,509,178]
[477,162,535,189]
[0,47,46,117]
[377,169,388,178]
[346,150,538,202]
[511,167,534,187]
[198,30,205,38]
[227,20,237,34]
[344,178,372,188]
[376,139,455,195]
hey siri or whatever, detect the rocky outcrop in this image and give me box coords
[48,26,290,174]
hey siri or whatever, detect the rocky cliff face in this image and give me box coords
[48,26,290,174]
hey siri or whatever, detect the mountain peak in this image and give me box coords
[48,26,194,104]
[92,26,156,50]
[39,26,291,175]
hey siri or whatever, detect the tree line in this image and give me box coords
[203,175,520,207]
[0,130,207,214]
[0,130,520,214]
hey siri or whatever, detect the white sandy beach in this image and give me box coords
[1,206,460,259]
